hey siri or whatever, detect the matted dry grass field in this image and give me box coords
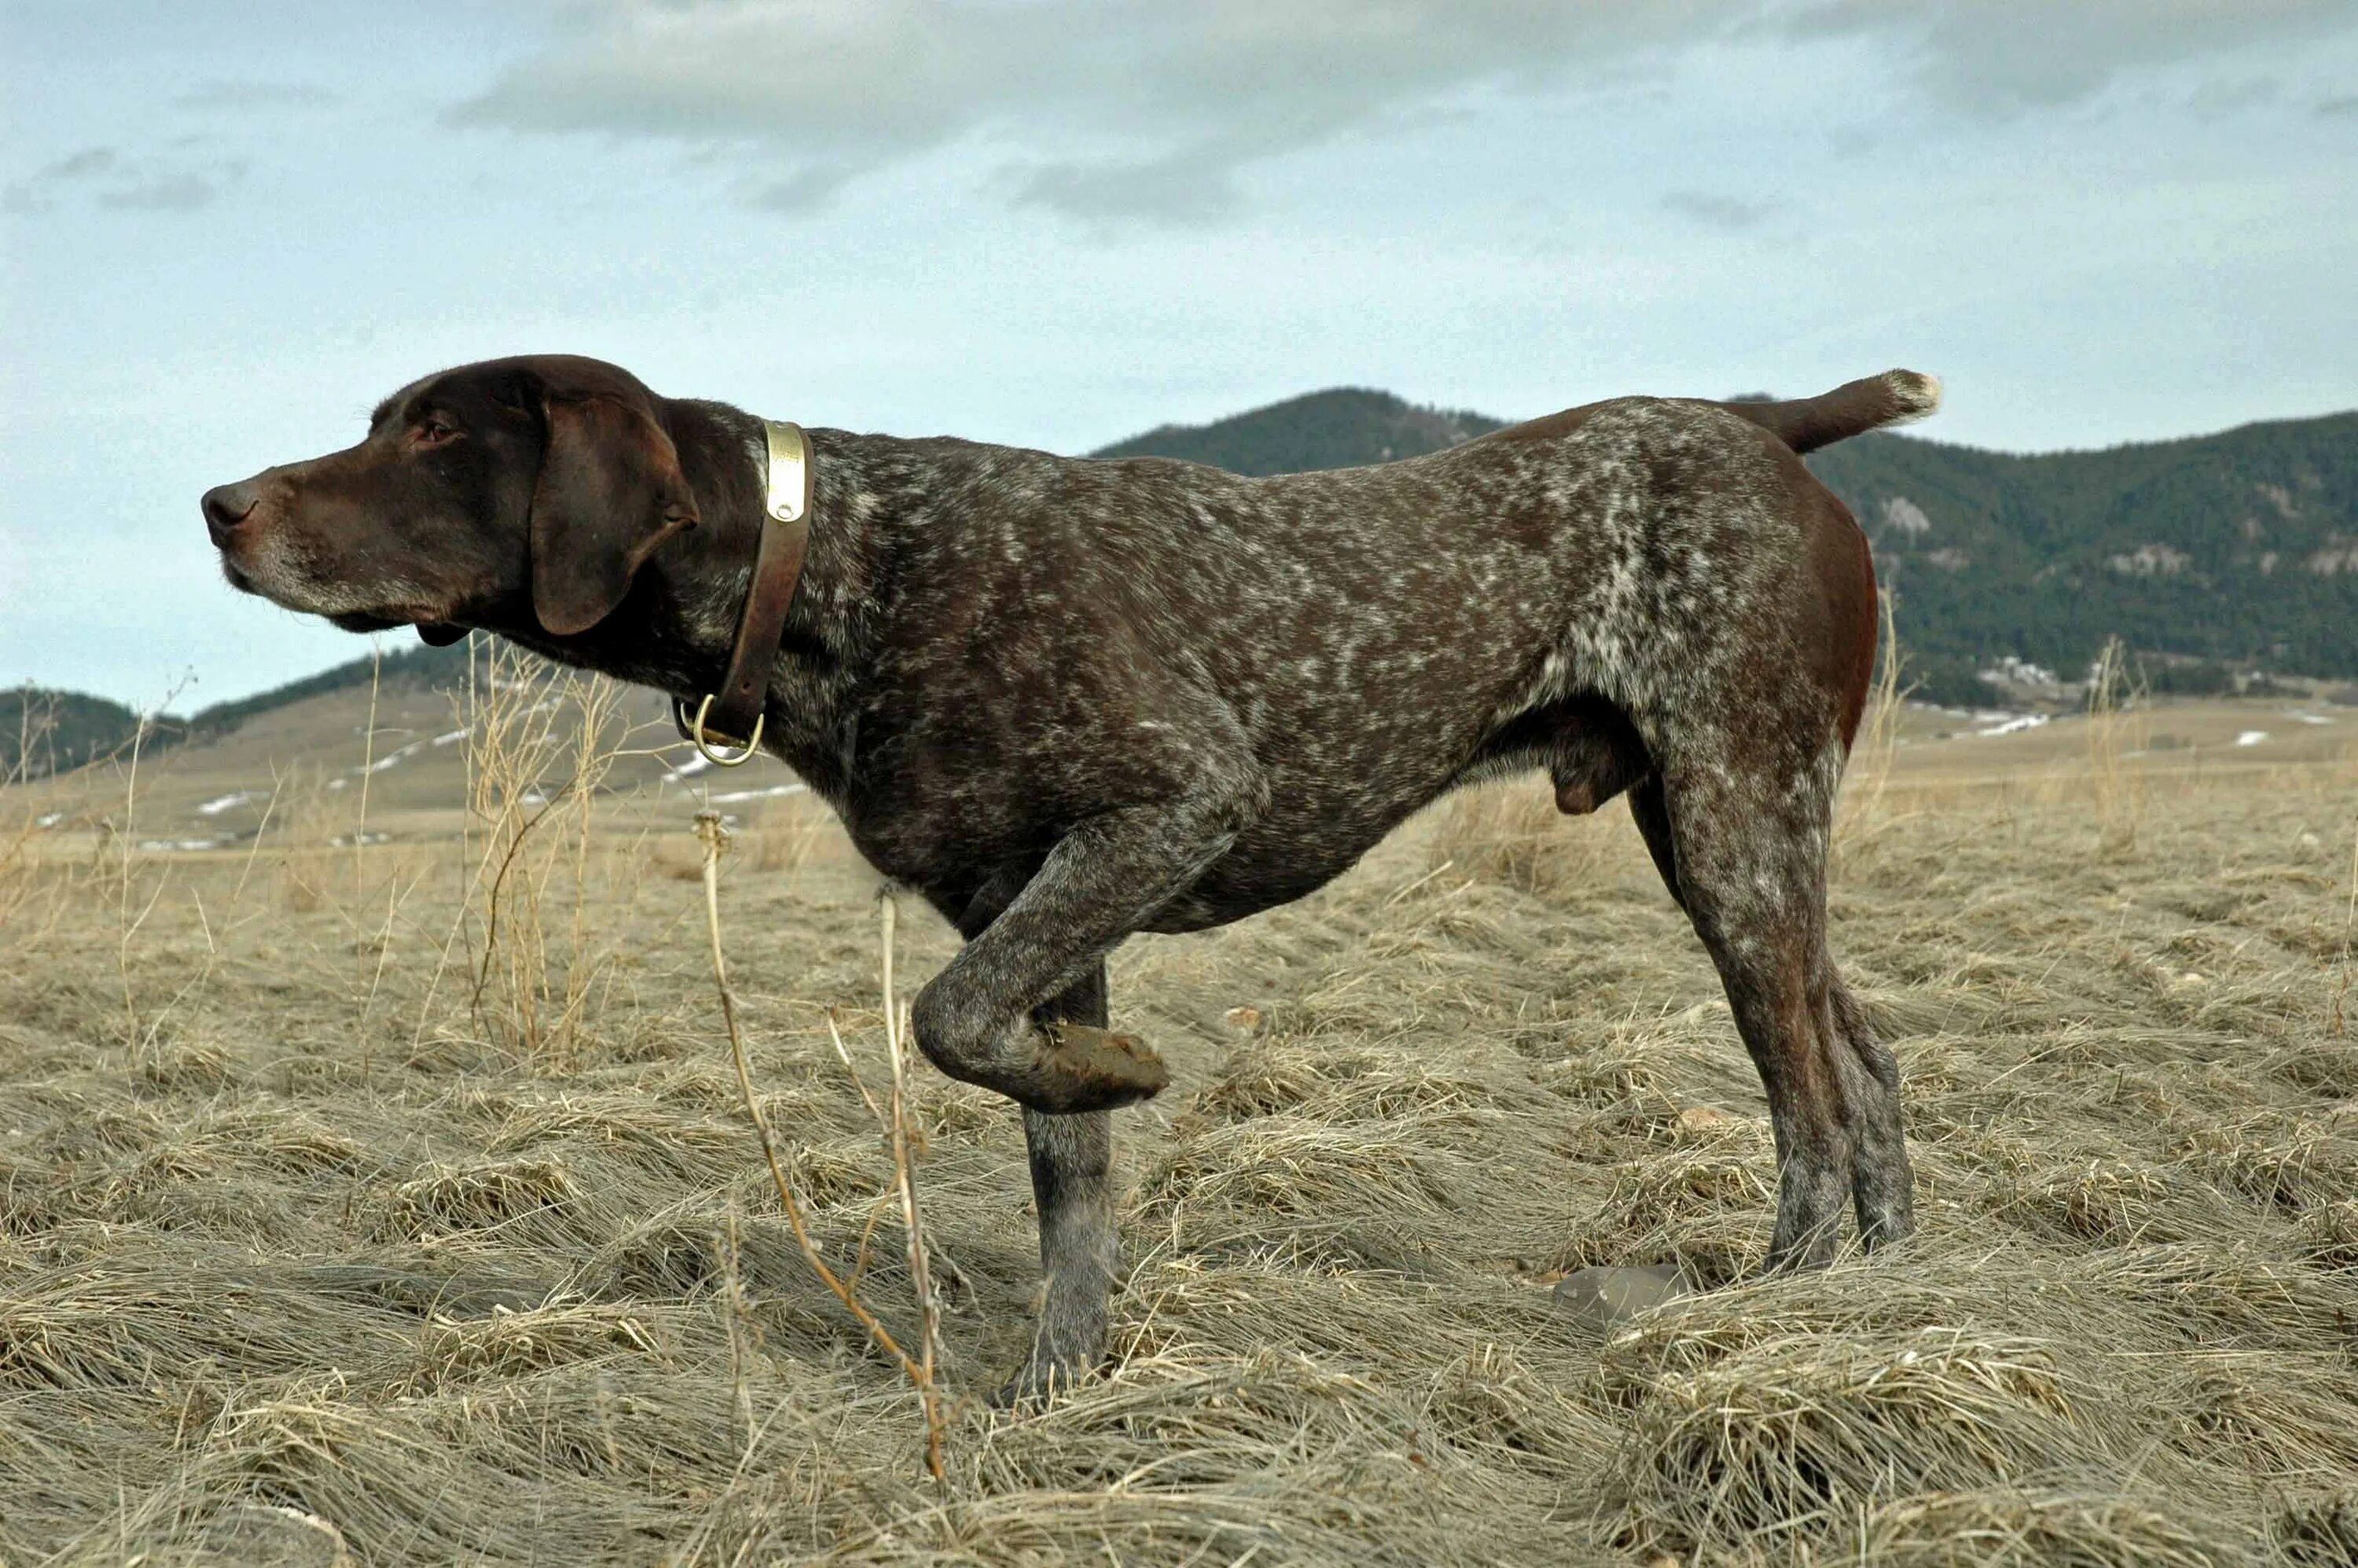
[2,673,2355,1566]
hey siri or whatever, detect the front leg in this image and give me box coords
[916,754,1262,1402]
[1001,964,1119,1406]
[910,784,1255,1113]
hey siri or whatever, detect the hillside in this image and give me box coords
[1091,387,1504,473]
[3,642,471,782]
[2,686,172,781]
[1808,413,2358,683]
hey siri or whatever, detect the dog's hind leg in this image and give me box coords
[1631,755,1910,1248]
[1650,734,1908,1269]
[1627,773,1684,912]
[1830,971,1915,1247]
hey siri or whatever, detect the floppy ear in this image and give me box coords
[528,394,700,635]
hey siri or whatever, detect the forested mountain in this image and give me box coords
[1092,388,1505,474]
[1807,414,2358,680]
[2,687,173,780]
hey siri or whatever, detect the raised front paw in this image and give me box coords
[1030,1023,1170,1114]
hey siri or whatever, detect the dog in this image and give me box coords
[204,353,1937,1400]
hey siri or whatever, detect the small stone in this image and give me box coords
[1223,1006,1264,1034]
[1552,1264,1687,1329]
[201,1504,354,1567]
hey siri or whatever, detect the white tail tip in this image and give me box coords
[1884,369,1943,421]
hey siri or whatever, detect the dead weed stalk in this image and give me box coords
[2334,811,2356,1039]
[2086,636,2147,855]
[1,685,68,937]
[1835,588,1908,857]
[112,684,189,1046]
[1427,780,1614,898]
[693,808,947,1478]
[450,639,632,1067]
[879,894,947,1401]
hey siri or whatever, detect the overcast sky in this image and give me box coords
[6,1,2356,709]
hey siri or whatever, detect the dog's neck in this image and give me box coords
[494,396,891,802]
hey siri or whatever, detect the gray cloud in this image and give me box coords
[2323,94,2358,116]
[2187,75,2282,120]
[444,0,1754,222]
[10,145,244,215]
[1789,0,2355,112]
[97,171,225,211]
[447,0,2358,222]
[1014,145,1249,226]
[6,146,119,211]
[744,163,856,214]
[39,145,119,182]
[174,80,340,112]
[1661,189,1780,230]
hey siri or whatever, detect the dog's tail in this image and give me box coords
[1713,369,1942,454]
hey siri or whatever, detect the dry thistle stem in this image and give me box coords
[694,809,946,1478]
[2335,813,2356,1038]
[879,890,948,1419]
[2085,635,2147,856]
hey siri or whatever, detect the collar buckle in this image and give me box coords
[671,417,814,764]
[763,419,808,524]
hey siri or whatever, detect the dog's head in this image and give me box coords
[201,354,700,641]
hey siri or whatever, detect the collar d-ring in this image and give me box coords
[678,692,764,767]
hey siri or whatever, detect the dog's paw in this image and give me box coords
[990,1350,1093,1412]
[1033,1023,1170,1113]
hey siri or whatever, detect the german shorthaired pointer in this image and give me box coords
[204,354,1939,1401]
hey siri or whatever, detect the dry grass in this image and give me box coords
[744,788,832,875]
[1426,777,1622,898]
[451,638,646,1067]
[2087,635,2150,855]
[1,707,2354,1566]
[2334,812,2356,1039]
[1,688,57,935]
[1835,586,1908,857]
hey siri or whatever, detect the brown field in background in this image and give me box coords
[3,666,2356,1566]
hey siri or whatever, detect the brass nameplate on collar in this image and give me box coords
[762,419,809,525]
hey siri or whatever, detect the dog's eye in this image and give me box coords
[413,418,460,448]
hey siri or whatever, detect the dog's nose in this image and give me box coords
[201,481,260,546]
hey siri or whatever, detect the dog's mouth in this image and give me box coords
[325,610,408,633]
[219,551,443,635]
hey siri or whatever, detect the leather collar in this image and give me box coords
[671,418,812,763]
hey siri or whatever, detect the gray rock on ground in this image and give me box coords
[1552,1264,1688,1329]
